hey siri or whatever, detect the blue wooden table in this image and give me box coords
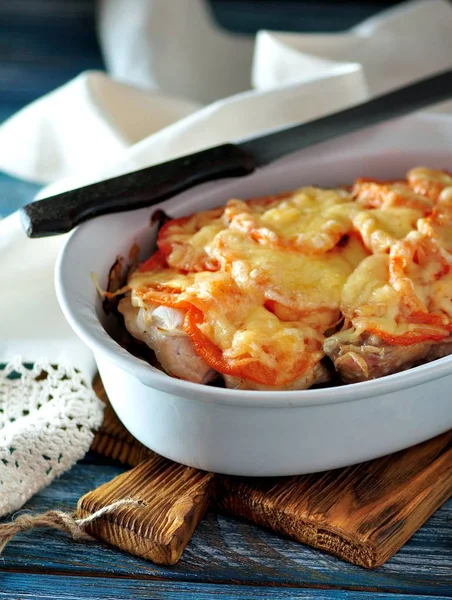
[2,2,451,598]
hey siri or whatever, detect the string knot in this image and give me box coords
[0,498,144,554]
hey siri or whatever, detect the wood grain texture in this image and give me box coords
[2,463,452,596]
[216,431,452,568]
[77,456,215,565]
[3,574,450,600]
[91,377,154,467]
[92,376,452,569]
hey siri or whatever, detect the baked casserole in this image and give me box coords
[108,167,452,391]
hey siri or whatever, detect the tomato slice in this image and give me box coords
[157,216,191,259]
[366,324,447,346]
[138,251,167,272]
[184,306,311,386]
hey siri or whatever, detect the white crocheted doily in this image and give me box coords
[0,359,104,517]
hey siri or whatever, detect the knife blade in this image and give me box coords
[21,68,452,238]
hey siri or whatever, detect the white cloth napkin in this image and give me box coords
[1,0,452,514]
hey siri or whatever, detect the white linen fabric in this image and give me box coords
[0,0,451,515]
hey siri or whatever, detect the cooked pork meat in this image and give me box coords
[110,168,452,389]
[119,294,330,390]
[224,361,331,391]
[118,296,217,384]
[323,333,452,384]
[425,340,452,361]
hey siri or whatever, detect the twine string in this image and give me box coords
[0,498,144,554]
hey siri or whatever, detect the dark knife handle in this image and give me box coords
[20,143,256,237]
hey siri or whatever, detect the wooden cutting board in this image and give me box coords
[81,377,452,568]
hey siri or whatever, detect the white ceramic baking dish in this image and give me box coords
[55,113,452,476]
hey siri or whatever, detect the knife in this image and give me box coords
[21,68,452,238]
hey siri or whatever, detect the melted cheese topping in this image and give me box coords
[127,167,452,385]
[225,188,354,253]
[407,167,452,200]
[352,207,424,253]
